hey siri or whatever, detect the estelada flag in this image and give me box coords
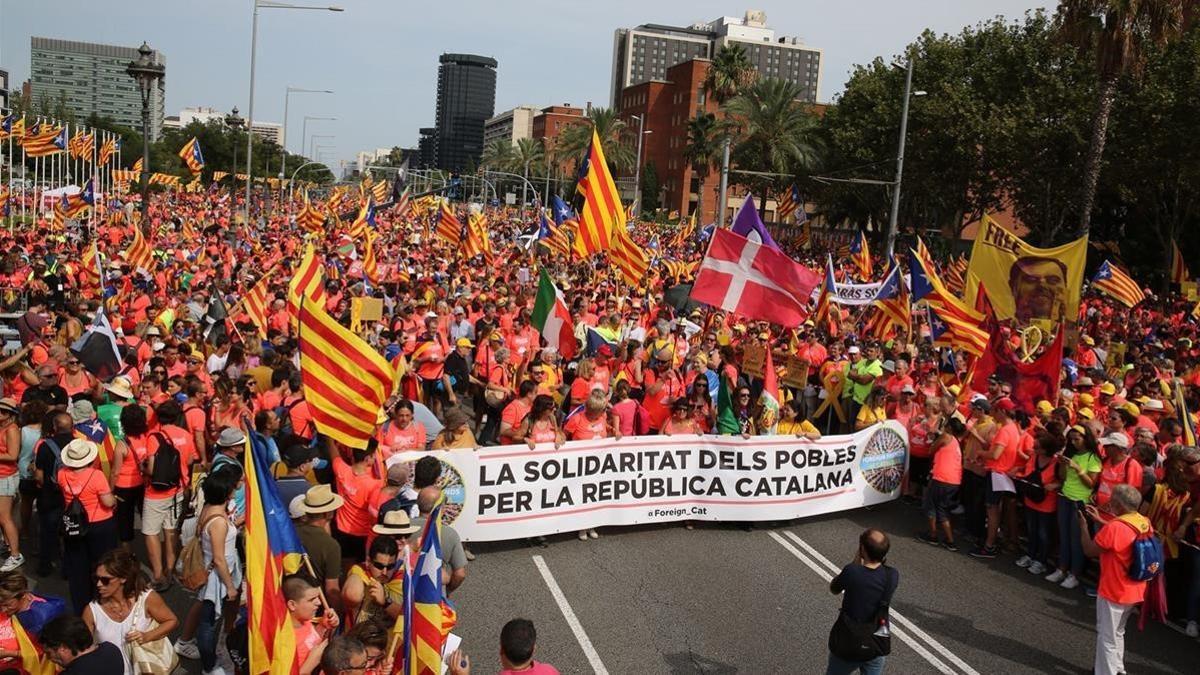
[691,229,820,327]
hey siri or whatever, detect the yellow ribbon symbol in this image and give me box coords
[1017,324,1043,363]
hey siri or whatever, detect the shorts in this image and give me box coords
[908,456,932,485]
[984,473,1016,506]
[0,475,18,498]
[924,480,959,521]
[142,493,182,536]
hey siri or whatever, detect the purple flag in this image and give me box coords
[730,194,780,250]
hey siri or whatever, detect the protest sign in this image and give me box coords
[389,422,908,541]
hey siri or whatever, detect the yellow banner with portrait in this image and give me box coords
[963,214,1088,325]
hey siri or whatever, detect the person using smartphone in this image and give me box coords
[1044,425,1102,589]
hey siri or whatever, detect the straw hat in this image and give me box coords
[0,398,19,416]
[372,509,421,536]
[61,439,99,469]
[294,485,344,515]
[103,376,135,400]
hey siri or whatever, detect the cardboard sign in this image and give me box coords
[742,343,766,378]
[1105,342,1126,369]
[350,297,384,332]
[1183,281,1197,301]
[782,354,811,388]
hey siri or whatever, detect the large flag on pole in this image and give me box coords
[436,200,462,247]
[572,129,624,257]
[531,269,578,361]
[242,272,274,337]
[404,502,458,675]
[1091,260,1145,308]
[245,428,304,675]
[297,298,394,448]
[690,228,821,327]
[123,224,155,273]
[178,137,205,174]
[287,243,327,324]
[1171,241,1189,286]
[69,308,122,381]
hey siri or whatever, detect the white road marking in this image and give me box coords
[532,555,610,675]
[782,531,981,675]
[767,532,956,674]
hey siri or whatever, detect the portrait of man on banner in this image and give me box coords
[964,214,1088,327]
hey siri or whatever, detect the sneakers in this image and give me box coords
[1014,555,1032,568]
[0,554,24,572]
[175,638,200,660]
[968,545,998,559]
[587,528,599,539]
[463,548,476,562]
[943,541,959,553]
[1060,574,1080,589]
[917,532,940,546]
[1185,621,1199,638]
[1044,569,1066,583]
[1027,561,1047,576]
[578,531,589,541]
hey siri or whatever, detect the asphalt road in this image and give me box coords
[22,499,1199,674]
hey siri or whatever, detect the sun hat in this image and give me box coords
[0,398,20,416]
[1099,432,1130,449]
[215,427,247,448]
[103,376,135,400]
[68,400,96,424]
[295,485,345,515]
[61,439,99,469]
[372,510,421,536]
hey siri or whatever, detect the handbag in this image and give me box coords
[128,592,180,675]
[1015,460,1047,503]
[828,566,897,662]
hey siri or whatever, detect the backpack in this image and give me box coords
[40,438,63,486]
[275,398,306,438]
[60,471,94,539]
[148,432,184,492]
[179,512,222,591]
[1117,513,1164,582]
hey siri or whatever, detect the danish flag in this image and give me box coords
[690,228,821,327]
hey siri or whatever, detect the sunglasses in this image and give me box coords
[95,575,117,585]
[66,360,80,365]
[370,559,394,571]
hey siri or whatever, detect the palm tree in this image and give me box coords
[683,112,722,222]
[511,137,545,204]
[1058,0,1187,236]
[723,78,823,217]
[703,43,757,104]
[480,139,516,172]
[556,107,634,174]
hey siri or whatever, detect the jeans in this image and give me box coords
[826,653,886,675]
[63,517,117,614]
[1056,496,1086,575]
[1187,544,1200,622]
[961,472,987,540]
[1023,508,1055,564]
[1095,597,1135,675]
[36,504,62,574]
[197,600,220,672]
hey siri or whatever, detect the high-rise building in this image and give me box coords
[160,106,283,144]
[417,127,438,169]
[610,10,821,106]
[483,105,538,148]
[29,37,166,139]
[433,53,497,171]
[0,68,9,111]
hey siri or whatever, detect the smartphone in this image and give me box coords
[1075,500,1088,514]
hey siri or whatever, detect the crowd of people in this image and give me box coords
[0,184,1195,675]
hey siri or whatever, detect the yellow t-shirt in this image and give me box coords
[777,419,819,436]
[856,405,886,426]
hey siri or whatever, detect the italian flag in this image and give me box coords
[532,268,578,361]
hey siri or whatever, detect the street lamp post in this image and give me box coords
[302,116,336,157]
[125,41,164,233]
[281,86,333,183]
[716,138,730,228]
[225,107,244,228]
[885,56,915,260]
[245,1,343,226]
[630,113,646,218]
[309,134,335,159]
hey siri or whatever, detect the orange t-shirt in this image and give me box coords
[293,620,323,670]
[332,457,383,537]
[0,614,21,670]
[115,434,149,489]
[564,413,608,440]
[57,467,114,523]
[145,424,196,500]
[0,423,17,478]
[931,437,963,486]
[499,399,532,445]
[376,422,427,456]
[1094,519,1148,604]
[985,421,1021,473]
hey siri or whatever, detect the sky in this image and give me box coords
[1,0,1056,169]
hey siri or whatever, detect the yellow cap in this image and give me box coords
[1078,393,1094,406]
[1099,382,1117,395]
[1077,407,1094,420]
[1036,400,1054,414]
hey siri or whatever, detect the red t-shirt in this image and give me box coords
[985,421,1021,473]
[564,413,609,440]
[332,457,383,537]
[1094,518,1149,604]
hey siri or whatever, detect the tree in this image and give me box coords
[640,160,661,213]
[555,107,634,174]
[1058,0,1188,235]
[683,112,722,222]
[480,139,515,172]
[723,78,822,217]
[703,43,757,104]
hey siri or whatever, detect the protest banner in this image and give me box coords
[387,422,908,542]
[782,354,811,387]
[742,342,766,377]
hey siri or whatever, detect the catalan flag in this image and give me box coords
[0,187,7,217]
[402,501,458,675]
[797,219,812,250]
[245,427,304,675]
[349,198,376,240]
[463,211,493,262]
[776,183,802,221]
[572,129,624,258]
[12,616,54,675]
[49,196,67,231]
[609,226,649,287]
[537,208,570,257]
[150,173,180,188]
[865,260,910,339]
[362,231,381,286]
[64,179,95,218]
[212,170,229,183]
[849,230,872,280]
[242,271,275,337]
[287,243,327,324]
[23,125,67,158]
[296,192,326,233]
[662,258,697,281]
[393,186,411,218]
[132,157,144,173]
[1091,260,1145,308]
[926,301,989,357]
[943,255,968,295]
[111,169,138,184]
[0,114,21,140]
[813,256,836,326]
[81,242,102,294]
[436,200,462,247]
[68,130,94,161]
[297,296,394,448]
[178,137,204,175]
[1171,241,1189,286]
[98,136,118,166]
[370,178,389,204]
[1172,378,1197,446]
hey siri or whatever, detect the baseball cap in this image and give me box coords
[282,443,318,468]
[900,384,915,395]
[993,397,1016,413]
[455,337,474,348]
[969,396,991,412]
[847,345,861,355]
[1035,400,1053,414]
[1099,432,1130,449]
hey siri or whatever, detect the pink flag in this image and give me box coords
[690,229,821,327]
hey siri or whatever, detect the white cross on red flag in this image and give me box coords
[690,229,821,327]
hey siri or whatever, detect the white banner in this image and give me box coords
[391,422,908,542]
[807,280,886,306]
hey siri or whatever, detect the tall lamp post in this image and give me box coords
[280,86,333,183]
[629,114,650,218]
[884,55,925,260]
[245,1,343,226]
[302,116,336,158]
[125,41,164,233]
[225,107,244,227]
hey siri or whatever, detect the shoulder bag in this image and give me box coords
[828,566,899,662]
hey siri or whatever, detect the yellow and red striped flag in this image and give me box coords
[572,128,624,258]
[23,125,66,158]
[436,200,462,247]
[462,211,493,262]
[68,130,94,161]
[12,616,54,675]
[242,271,275,337]
[178,137,205,174]
[98,136,117,166]
[363,231,380,286]
[1171,241,1189,286]
[287,243,327,324]
[1091,260,1145,308]
[371,179,388,204]
[123,223,155,272]
[297,297,394,448]
[349,199,375,240]
[609,226,648,286]
[81,242,102,293]
[296,192,326,234]
[927,301,989,357]
[132,157,144,172]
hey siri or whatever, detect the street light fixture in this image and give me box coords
[308,134,335,158]
[884,55,924,260]
[629,114,652,219]
[225,107,244,226]
[125,41,164,233]
[281,86,333,180]
[302,116,337,157]
[245,0,343,225]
